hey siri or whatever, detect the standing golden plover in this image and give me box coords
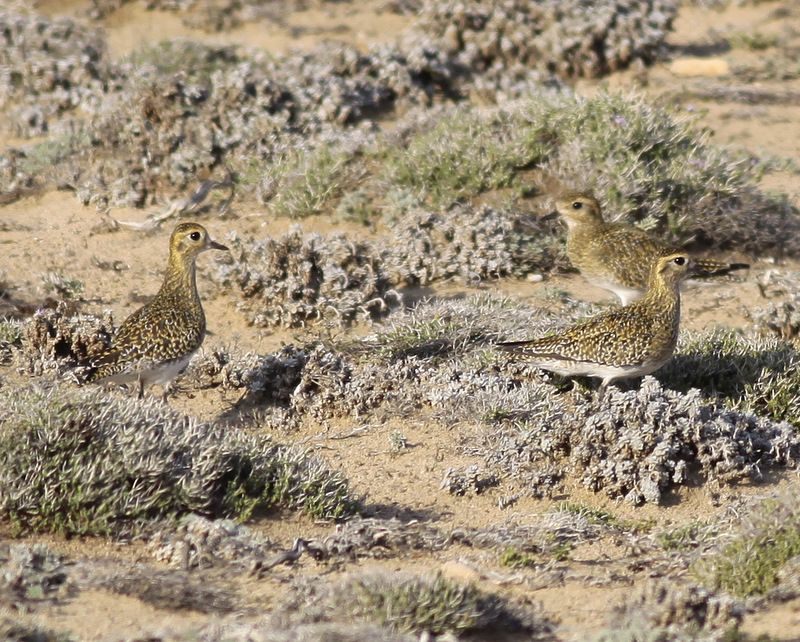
[83,222,228,400]
[549,192,748,305]
[497,252,692,395]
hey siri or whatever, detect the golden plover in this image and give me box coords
[497,252,691,394]
[83,222,228,400]
[549,192,748,305]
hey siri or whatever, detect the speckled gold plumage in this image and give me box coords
[498,253,692,389]
[554,192,748,305]
[85,222,228,399]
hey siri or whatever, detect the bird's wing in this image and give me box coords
[85,304,195,381]
[498,307,654,366]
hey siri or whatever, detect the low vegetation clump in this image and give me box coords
[0,611,72,642]
[660,330,800,427]
[478,376,800,504]
[258,143,362,217]
[0,8,110,137]
[0,543,73,607]
[219,228,400,328]
[415,0,677,80]
[0,384,358,536]
[693,495,800,598]
[598,580,743,641]
[0,319,21,365]
[293,571,538,636]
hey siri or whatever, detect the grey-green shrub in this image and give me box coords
[380,92,797,254]
[0,384,358,536]
[318,572,535,636]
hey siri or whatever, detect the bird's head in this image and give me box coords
[549,192,604,229]
[653,252,692,288]
[170,222,228,260]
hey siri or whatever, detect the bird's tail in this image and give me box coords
[691,258,749,278]
[496,340,537,351]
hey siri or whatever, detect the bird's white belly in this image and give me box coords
[533,359,665,383]
[142,353,195,386]
[586,276,644,306]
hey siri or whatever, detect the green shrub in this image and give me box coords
[381,107,548,209]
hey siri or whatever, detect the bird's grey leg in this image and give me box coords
[136,375,145,400]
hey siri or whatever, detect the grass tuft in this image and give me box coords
[380,108,546,209]
[693,497,800,598]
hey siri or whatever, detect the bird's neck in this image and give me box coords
[159,253,200,303]
[567,219,605,250]
[642,276,681,315]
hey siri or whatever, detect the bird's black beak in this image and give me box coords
[208,239,229,251]
[541,210,559,222]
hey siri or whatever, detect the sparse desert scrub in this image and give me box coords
[227,92,799,321]
[0,384,358,535]
[192,298,800,504]
[218,208,556,327]
[2,1,774,241]
[8,299,800,506]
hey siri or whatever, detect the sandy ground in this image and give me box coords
[3,1,800,640]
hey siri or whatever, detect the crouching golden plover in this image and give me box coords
[497,252,692,395]
[82,222,228,400]
[548,192,748,305]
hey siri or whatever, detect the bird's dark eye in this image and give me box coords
[190,231,201,241]
[673,257,686,266]
[572,201,583,210]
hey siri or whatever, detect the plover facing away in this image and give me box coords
[549,192,748,305]
[497,252,692,395]
[83,222,228,400]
